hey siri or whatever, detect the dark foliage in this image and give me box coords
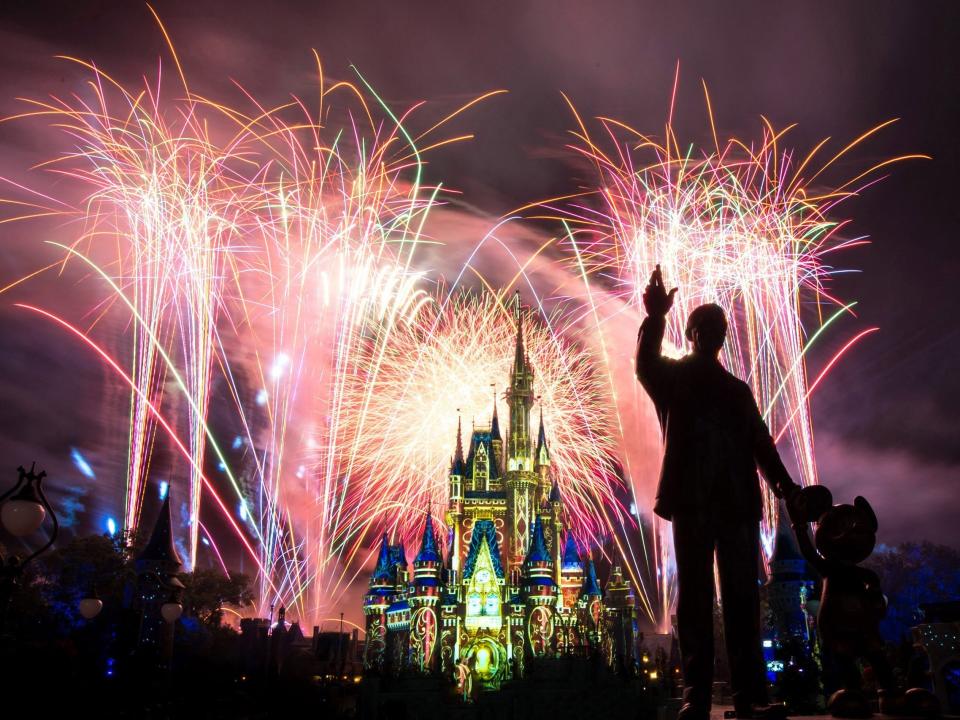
[865,541,960,642]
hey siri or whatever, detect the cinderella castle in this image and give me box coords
[362,307,639,691]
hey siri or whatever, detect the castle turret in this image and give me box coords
[548,478,563,584]
[560,533,585,609]
[765,502,814,642]
[507,301,535,472]
[409,509,441,673]
[581,558,602,598]
[523,517,555,586]
[363,534,394,672]
[505,295,538,569]
[579,558,604,649]
[605,566,638,673]
[523,517,556,657]
[413,509,442,582]
[383,541,410,676]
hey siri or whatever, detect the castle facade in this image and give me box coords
[362,309,638,690]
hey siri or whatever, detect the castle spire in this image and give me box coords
[561,533,582,572]
[549,479,562,504]
[415,507,442,564]
[769,500,806,578]
[506,292,535,473]
[138,492,182,568]
[582,558,602,597]
[512,292,529,376]
[491,387,501,440]
[371,533,392,583]
[536,407,550,467]
[451,414,465,474]
[524,516,551,566]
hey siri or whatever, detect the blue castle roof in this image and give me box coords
[415,510,442,564]
[549,480,562,503]
[463,519,505,579]
[561,533,582,572]
[582,559,602,596]
[371,534,392,583]
[387,599,409,614]
[388,543,406,569]
[524,517,551,565]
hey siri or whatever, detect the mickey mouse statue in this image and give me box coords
[788,485,939,718]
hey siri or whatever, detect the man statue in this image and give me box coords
[636,265,799,720]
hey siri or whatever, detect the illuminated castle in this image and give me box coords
[362,307,638,690]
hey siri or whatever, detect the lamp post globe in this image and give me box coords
[161,602,183,623]
[1,498,45,537]
[79,597,103,620]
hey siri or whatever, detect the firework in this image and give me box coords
[3,58,247,567]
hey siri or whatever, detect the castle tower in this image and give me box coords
[523,517,557,657]
[507,301,535,470]
[135,492,185,671]
[605,566,638,673]
[383,542,411,676]
[409,509,442,673]
[559,533,585,609]
[363,534,394,672]
[765,502,814,642]
[505,297,538,569]
[548,480,563,584]
[579,559,604,650]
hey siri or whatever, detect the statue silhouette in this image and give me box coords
[636,265,799,720]
[789,485,940,718]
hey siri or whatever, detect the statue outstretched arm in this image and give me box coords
[636,265,679,413]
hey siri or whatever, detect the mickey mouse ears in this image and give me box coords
[854,496,878,533]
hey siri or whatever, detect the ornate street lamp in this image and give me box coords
[79,596,104,620]
[161,598,184,623]
[0,463,58,550]
[79,582,103,621]
[0,463,59,634]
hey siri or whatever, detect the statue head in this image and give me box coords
[814,495,878,566]
[685,303,727,356]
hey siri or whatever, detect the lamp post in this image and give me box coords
[0,463,59,636]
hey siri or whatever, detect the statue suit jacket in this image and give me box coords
[636,313,794,521]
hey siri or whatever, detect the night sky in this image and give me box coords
[0,0,958,561]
